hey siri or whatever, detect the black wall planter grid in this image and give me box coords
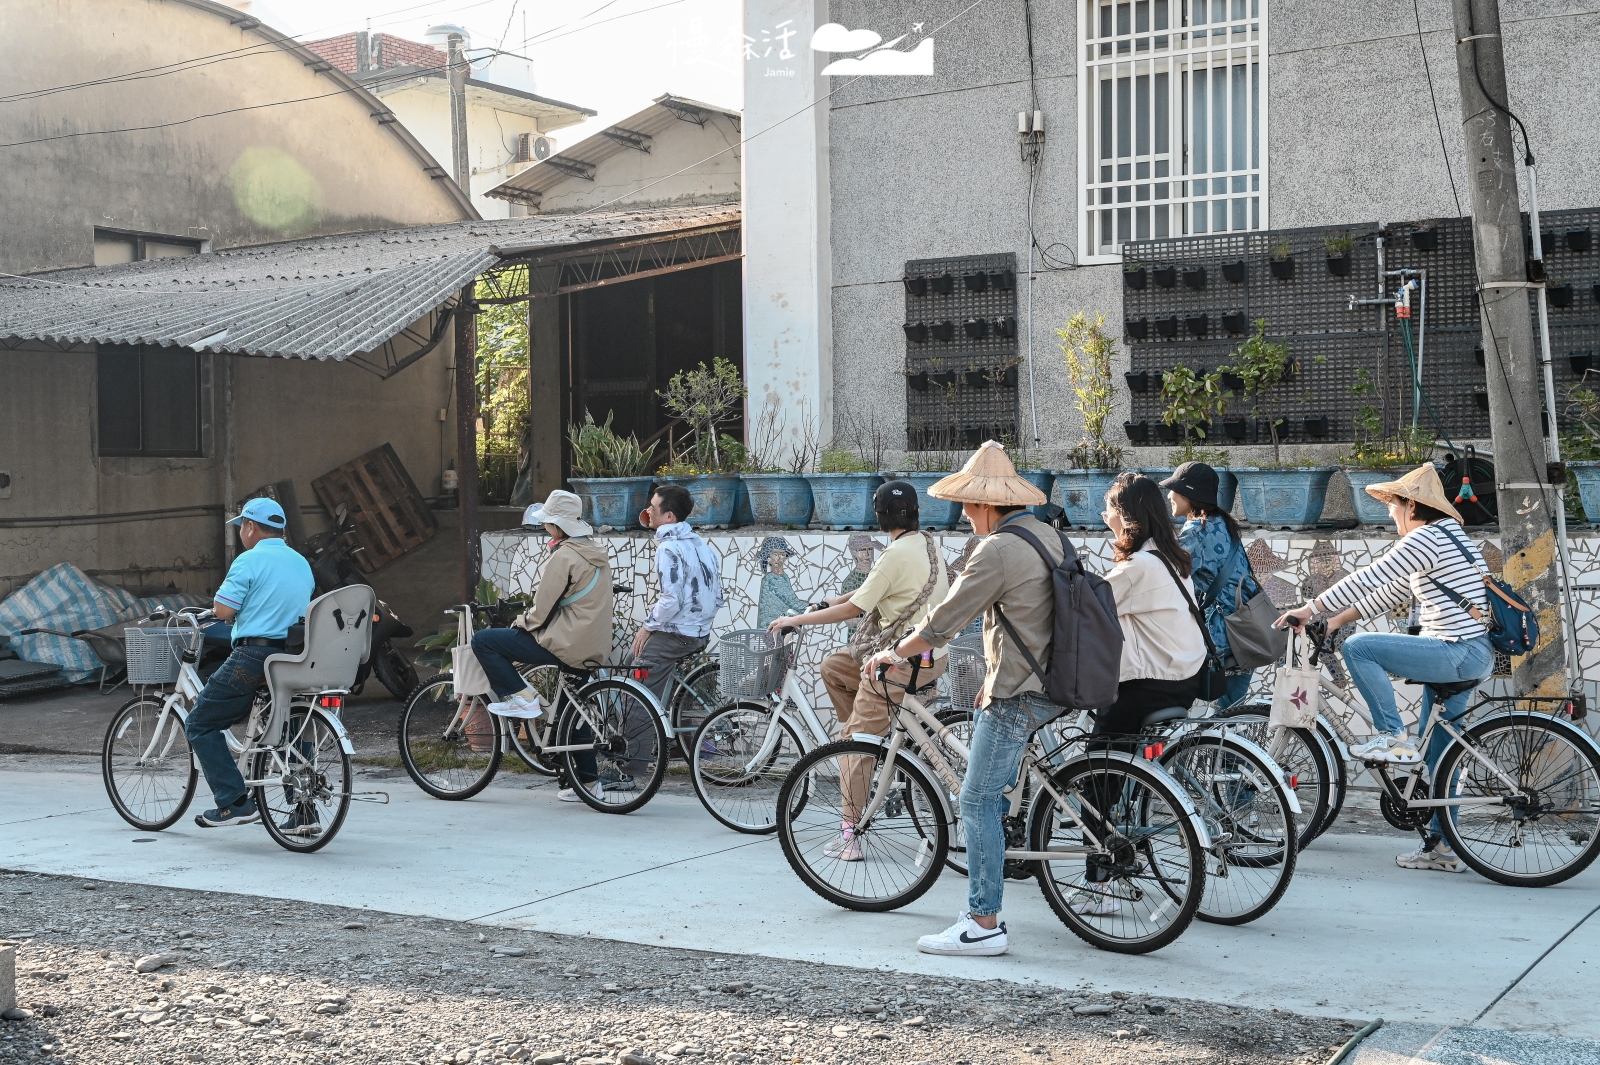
[903,275,929,297]
[1153,266,1177,288]
[1223,260,1248,283]
[1222,312,1249,334]
[1182,267,1207,290]
[1572,352,1594,376]
[903,252,1019,448]
[1125,371,1150,393]
[1567,229,1592,254]
[903,322,929,343]
[1124,267,1147,290]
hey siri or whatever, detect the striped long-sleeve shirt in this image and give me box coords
[1316,519,1489,640]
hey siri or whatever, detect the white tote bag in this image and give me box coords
[1268,631,1321,729]
[450,604,497,698]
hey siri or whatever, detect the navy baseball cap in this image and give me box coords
[229,497,288,529]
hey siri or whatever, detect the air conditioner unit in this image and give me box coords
[515,133,554,163]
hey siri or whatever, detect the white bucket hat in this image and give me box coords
[522,489,594,537]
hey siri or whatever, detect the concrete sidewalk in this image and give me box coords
[3,762,1598,1048]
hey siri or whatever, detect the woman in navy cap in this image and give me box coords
[1159,462,1259,708]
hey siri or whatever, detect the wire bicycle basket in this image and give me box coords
[945,633,987,712]
[716,629,793,700]
[123,624,191,686]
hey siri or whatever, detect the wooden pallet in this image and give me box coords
[311,444,436,573]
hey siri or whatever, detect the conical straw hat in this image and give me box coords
[928,440,1047,506]
[1362,463,1462,524]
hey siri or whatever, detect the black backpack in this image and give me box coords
[991,524,1124,710]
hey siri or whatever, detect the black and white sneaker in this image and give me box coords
[916,911,1009,956]
[195,799,261,828]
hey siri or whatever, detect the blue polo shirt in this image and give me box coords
[214,536,315,641]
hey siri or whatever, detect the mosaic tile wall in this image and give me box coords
[483,528,1600,733]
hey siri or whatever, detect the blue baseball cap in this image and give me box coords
[229,497,288,529]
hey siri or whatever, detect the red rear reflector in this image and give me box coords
[1290,774,1299,789]
[319,696,343,709]
[373,613,381,622]
[1143,743,1164,760]
[632,668,649,679]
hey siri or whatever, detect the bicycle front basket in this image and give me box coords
[945,633,987,712]
[123,627,186,686]
[716,629,791,700]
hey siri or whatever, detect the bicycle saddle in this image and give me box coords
[1138,706,1190,729]
[1403,678,1479,697]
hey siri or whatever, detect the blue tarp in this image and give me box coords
[0,564,205,683]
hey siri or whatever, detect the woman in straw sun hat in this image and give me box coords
[860,441,1064,958]
[1276,463,1493,874]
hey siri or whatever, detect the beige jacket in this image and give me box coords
[513,537,614,668]
[913,513,1062,706]
[1105,542,1206,682]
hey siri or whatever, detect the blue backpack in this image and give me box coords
[1426,524,1540,656]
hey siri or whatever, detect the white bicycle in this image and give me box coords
[101,589,379,853]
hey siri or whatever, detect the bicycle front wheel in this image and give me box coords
[253,707,352,853]
[777,740,949,912]
[102,694,198,831]
[559,679,668,814]
[1161,734,1297,925]
[398,674,503,799]
[1214,707,1333,849]
[933,707,974,876]
[1436,713,1600,887]
[690,701,803,833]
[1029,754,1205,954]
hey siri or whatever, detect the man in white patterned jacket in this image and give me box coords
[629,483,725,705]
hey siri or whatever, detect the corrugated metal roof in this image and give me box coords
[485,94,741,203]
[0,202,739,362]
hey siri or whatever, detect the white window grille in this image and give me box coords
[1079,0,1267,262]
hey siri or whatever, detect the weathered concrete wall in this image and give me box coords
[0,0,471,275]
[822,0,1598,466]
[534,112,743,215]
[0,336,457,599]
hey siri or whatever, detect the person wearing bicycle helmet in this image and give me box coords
[471,489,615,803]
[768,480,949,861]
[1276,464,1492,873]
[861,443,1052,957]
[1160,462,1259,708]
[188,497,314,829]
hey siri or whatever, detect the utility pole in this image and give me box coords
[1450,0,1566,698]
[446,33,471,198]
[454,287,481,602]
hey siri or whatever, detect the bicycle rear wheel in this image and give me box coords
[398,674,503,799]
[1436,713,1600,887]
[558,679,668,814]
[933,707,974,875]
[102,694,198,831]
[1214,707,1333,849]
[669,660,722,762]
[1161,734,1297,925]
[1311,717,1348,841]
[778,740,949,912]
[1029,754,1204,954]
[254,707,352,853]
[690,701,802,833]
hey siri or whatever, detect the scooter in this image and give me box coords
[297,503,418,700]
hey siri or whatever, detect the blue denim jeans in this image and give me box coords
[186,646,273,808]
[1219,670,1254,710]
[961,690,1063,917]
[469,627,596,784]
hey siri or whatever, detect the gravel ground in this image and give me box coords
[0,871,1356,1065]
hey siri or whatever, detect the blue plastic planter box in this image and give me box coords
[1233,467,1337,529]
[804,473,884,530]
[568,477,654,530]
[740,474,814,527]
[1050,470,1120,528]
[1018,469,1055,521]
[1570,461,1600,524]
[1342,468,1415,525]
[887,472,963,529]
[680,473,740,528]
[732,477,755,527]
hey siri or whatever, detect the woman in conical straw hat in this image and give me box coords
[860,441,1070,958]
[1276,463,1493,873]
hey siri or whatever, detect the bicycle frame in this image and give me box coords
[724,630,837,775]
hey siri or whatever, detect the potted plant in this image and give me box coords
[1324,231,1354,276]
[658,357,747,527]
[1051,312,1124,528]
[565,409,658,529]
[1269,238,1295,280]
[1548,277,1575,309]
[742,400,817,527]
[1564,380,1600,525]
[1226,319,1336,529]
[1124,260,1148,289]
[1340,376,1436,523]
[1155,363,1235,512]
[805,409,888,529]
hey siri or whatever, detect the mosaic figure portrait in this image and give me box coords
[753,535,809,628]
[838,534,883,596]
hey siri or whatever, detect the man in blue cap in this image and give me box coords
[186,497,315,828]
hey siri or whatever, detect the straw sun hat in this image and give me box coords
[1362,463,1463,524]
[928,440,1047,506]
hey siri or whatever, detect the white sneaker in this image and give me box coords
[1068,891,1121,917]
[487,692,543,719]
[1397,844,1466,873]
[558,781,603,803]
[916,912,1008,956]
[1349,733,1409,762]
[823,828,864,862]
